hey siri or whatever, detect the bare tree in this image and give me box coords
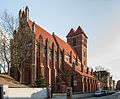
[11,28,33,82]
[0,28,10,73]
[95,65,109,72]
[0,10,18,74]
[0,10,34,83]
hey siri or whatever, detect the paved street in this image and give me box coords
[87,92,120,99]
[50,92,120,99]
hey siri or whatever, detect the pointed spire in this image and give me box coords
[75,26,88,38]
[25,6,29,22]
[52,32,55,36]
[66,28,75,37]
[76,26,85,34]
[22,11,25,18]
[19,9,22,19]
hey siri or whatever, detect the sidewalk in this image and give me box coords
[47,92,94,99]
[51,95,66,99]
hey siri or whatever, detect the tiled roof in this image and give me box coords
[28,20,57,51]
[28,20,80,61]
[28,19,81,62]
[65,62,94,78]
[28,19,95,78]
[53,34,79,61]
[66,26,88,38]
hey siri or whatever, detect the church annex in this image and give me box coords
[10,6,98,92]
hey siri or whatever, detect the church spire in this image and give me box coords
[66,28,75,37]
[75,26,88,38]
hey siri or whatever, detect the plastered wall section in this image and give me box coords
[3,85,47,99]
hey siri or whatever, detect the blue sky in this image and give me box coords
[0,0,120,82]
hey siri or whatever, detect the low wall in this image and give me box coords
[3,85,47,99]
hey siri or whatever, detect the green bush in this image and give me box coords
[34,75,48,88]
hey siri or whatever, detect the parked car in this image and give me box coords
[94,91,104,96]
[108,91,115,94]
[101,90,106,95]
[105,90,109,95]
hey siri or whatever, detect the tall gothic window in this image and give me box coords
[73,38,76,46]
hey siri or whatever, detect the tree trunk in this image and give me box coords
[8,63,10,75]
[20,71,22,83]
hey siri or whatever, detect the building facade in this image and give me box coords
[10,7,98,92]
[94,71,110,90]
[116,80,120,90]
[94,71,116,90]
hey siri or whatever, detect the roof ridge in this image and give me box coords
[75,26,88,38]
[75,26,85,34]
[28,19,58,51]
[53,34,79,58]
[66,28,76,37]
[29,19,52,36]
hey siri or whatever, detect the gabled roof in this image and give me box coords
[28,19,80,62]
[75,26,88,38]
[66,28,75,37]
[28,20,57,51]
[66,26,88,38]
[53,34,79,60]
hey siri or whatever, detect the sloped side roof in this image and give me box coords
[28,20,57,51]
[27,19,94,78]
[53,34,80,60]
[65,62,94,78]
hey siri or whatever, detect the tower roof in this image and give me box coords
[66,28,75,37]
[66,26,88,38]
[75,26,88,38]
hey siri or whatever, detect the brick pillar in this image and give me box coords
[88,78,91,92]
[95,80,98,91]
[80,76,84,92]
[96,83,98,91]
[62,49,65,71]
[94,80,96,91]
[84,77,88,92]
[32,22,37,83]
[39,35,45,78]
[46,38,51,86]
[57,46,60,70]
[52,42,57,91]
[31,23,36,85]
[91,79,94,92]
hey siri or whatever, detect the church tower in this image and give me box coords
[66,26,88,69]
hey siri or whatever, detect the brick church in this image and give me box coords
[10,6,98,92]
